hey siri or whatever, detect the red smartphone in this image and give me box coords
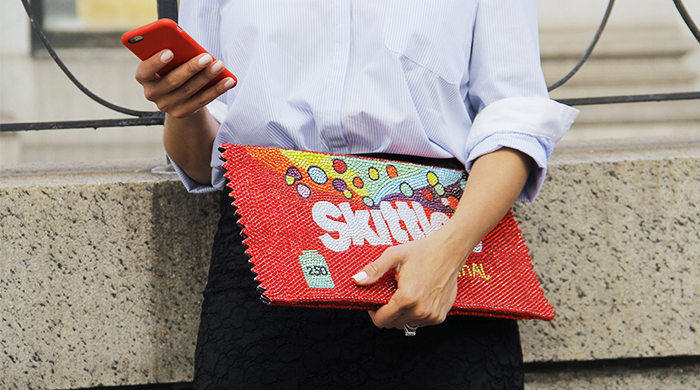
[121,18,237,89]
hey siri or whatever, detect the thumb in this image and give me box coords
[352,247,402,286]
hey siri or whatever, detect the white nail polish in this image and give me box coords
[352,271,368,282]
[224,78,235,89]
[198,54,213,66]
[160,50,173,62]
[211,61,224,73]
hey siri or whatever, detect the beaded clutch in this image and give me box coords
[220,143,555,321]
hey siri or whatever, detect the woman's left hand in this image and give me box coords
[352,147,534,330]
[352,222,474,330]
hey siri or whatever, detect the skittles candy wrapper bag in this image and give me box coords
[220,143,555,321]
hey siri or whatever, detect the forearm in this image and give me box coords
[132,48,234,186]
[163,109,220,185]
[437,147,532,268]
[355,147,534,328]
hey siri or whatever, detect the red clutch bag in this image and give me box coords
[220,143,555,321]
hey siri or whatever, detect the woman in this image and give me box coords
[135,1,578,388]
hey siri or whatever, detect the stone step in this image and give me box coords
[571,99,700,125]
[563,120,700,141]
[539,26,698,60]
[542,57,698,88]
[540,25,700,128]
[549,83,699,100]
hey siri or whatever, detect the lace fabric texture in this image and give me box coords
[191,190,525,389]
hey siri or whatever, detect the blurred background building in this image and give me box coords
[1,0,699,167]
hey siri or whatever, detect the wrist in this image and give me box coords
[434,220,482,268]
[164,108,210,129]
[163,109,219,184]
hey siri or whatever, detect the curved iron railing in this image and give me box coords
[553,0,700,106]
[0,0,698,132]
[674,0,700,43]
[547,0,616,92]
[0,0,176,132]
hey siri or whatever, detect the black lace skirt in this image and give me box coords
[193,157,525,390]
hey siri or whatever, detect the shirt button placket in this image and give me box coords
[321,0,352,154]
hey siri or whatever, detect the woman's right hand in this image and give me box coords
[135,49,235,119]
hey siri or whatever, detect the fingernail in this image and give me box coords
[198,54,213,66]
[352,271,368,282]
[211,61,224,74]
[224,78,235,89]
[160,50,173,62]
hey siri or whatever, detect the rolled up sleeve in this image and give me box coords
[464,0,579,202]
[464,98,579,202]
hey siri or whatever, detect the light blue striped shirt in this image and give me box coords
[174,0,579,202]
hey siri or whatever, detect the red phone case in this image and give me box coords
[121,18,237,89]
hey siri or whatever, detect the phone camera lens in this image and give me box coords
[128,35,144,44]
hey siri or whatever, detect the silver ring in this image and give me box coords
[403,323,418,337]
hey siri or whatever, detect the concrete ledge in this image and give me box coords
[1,159,219,389]
[2,137,700,388]
[518,136,700,363]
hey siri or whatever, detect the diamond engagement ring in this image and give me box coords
[403,323,418,337]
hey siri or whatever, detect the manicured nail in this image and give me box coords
[352,271,368,282]
[198,54,213,67]
[224,78,235,89]
[160,50,173,62]
[211,60,224,74]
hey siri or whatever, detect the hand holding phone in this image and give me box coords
[122,18,236,118]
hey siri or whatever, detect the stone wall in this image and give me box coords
[1,160,218,389]
[1,137,700,389]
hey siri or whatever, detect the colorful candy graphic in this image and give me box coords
[400,182,414,198]
[427,171,439,186]
[286,167,302,185]
[332,178,347,192]
[308,166,328,184]
[353,177,364,189]
[333,159,347,173]
[247,149,467,215]
[297,183,311,199]
[447,196,459,210]
[434,183,445,196]
[368,167,380,181]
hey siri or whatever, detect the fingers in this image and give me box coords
[135,50,234,118]
[368,293,424,330]
[166,77,234,118]
[160,53,216,98]
[369,287,449,330]
[353,246,447,329]
[352,246,401,286]
[353,240,459,330]
[135,49,173,84]
[368,300,404,328]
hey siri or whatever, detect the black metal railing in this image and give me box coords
[1,0,699,132]
[0,0,176,132]
[555,0,700,106]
